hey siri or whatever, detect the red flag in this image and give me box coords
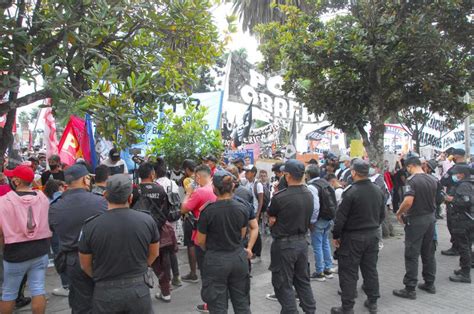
[43,101,59,158]
[57,115,93,165]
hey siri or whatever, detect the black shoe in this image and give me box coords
[330,306,354,314]
[435,214,443,219]
[364,300,378,313]
[441,248,459,256]
[15,297,32,309]
[337,290,358,298]
[393,288,416,300]
[449,274,471,283]
[417,283,436,294]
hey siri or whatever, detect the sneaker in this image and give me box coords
[310,272,326,282]
[441,247,459,256]
[196,303,209,313]
[378,241,384,250]
[392,288,416,300]
[15,297,31,309]
[324,269,335,279]
[329,266,338,274]
[250,256,262,264]
[155,292,171,303]
[417,283,436,294]
[172,276,183,287]
[181,273,199,283]
[449,274,471,283]
[265,293,278,302]
[52,287,69,297]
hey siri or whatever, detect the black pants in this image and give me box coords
[338,231,380,311]
[403,214,436,289]
[452,220,474,276]
[446,205,457,249]
[252,232,262,257]
[93,277,152,314]
[201,249,250,314]
[65,253,95,314]
[269,238,316,314]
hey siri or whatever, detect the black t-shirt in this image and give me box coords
[234,185,254,205]
[78,208,160,282]
[197,199,248,252]
[267,185,313,238]
[404,173,438,217]
[3,191,50,263]
[41,170,65,186]
[132,183,169,227]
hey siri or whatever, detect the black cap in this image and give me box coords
[351,158,369,176]
[281,159,305,178]
[64,164,91,183]
[109,148,120,158]
[106,174,133,204]
[405,156,421,167]
[453,148,466,156]
[451,165,471,177]
[426,159,438,171]
[272,162,284,172]
[232,157,244,165]
[306,158,318,165]
[204,155,218,162]
[212,170,235,188]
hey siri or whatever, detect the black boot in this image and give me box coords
[364,300,377,313]
[330,306,354,314]
[449,273,471,283]
[393,288,416,300]
[441,247,459,256]
[417,283,436,294]
[15,296,32,309]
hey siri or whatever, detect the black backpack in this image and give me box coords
[133,185,180,229]
[310,179,337,220]
[253,181,271,212]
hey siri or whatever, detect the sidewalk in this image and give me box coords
[16,216,474,313]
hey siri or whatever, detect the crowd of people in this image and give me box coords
[0,147,472,314]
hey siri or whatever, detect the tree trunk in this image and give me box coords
[358,114,386,168]
[0,108,16,171]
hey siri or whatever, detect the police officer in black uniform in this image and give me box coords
[267,159,316,314]
[445,165,474,283]
[394,156,438,299]
[78,174,160,313]
[195,170,251,313]
[440,148,471,256]
[331,159,385,314]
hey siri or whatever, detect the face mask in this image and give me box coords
[339,163,346,171]
[40,161,46,168]
[452,175,460,183]
[368,168,376,176]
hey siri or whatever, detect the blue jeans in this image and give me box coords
[311,219,333,274]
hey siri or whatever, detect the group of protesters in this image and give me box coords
[0,147,472,314]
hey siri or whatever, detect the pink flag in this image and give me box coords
[43,99,59,158]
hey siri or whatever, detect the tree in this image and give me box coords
[0,0,222,167]
[148,104,224,169]
[256,1,472,165]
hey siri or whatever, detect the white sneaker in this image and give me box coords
[250,256,262,264]
[155,292,171,303]
[378,241,384,250]
[52,287,69,297]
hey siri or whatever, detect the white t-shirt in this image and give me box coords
[156,177,179,194]
[246,180,264,211]
[101,158,128,174]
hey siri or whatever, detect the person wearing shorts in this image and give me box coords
[0,165,52,314]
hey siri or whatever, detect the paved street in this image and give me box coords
[15,214,474,313]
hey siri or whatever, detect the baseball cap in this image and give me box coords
[351,158,370,176]
[451,165,471,176]
[339,155,351,162]
[4,165,35,183]
[243,165,257,173]
[271,162,284,172]
[453,148,466,156]
[426,159,438,171]
[306,158,318,165]
[64,164,91,184]
[105,174,133,204]
[405,156,421,167]
[281,159,305,178]
[212,170,235,189]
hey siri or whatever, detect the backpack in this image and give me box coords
[253,181,271,212]
[165,181,182,222]
[310,179,337,220]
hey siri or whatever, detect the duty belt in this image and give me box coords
[275,234,306,241]
[95,275,145,288]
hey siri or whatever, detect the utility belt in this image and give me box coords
[274,234,306,242]
[95,275,146,288]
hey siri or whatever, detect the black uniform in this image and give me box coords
[49,188,107,313]
[198,199,250,314]
[332,179,385,311]
[78,208,159,313]
[450,178,474,279]
[268,186,316,314]
[402,173,438,290]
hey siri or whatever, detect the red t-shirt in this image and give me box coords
[0,184,12,197]
[183,184,217,242]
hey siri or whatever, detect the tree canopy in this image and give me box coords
[256,0,472,163]
[1,0,222,155]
